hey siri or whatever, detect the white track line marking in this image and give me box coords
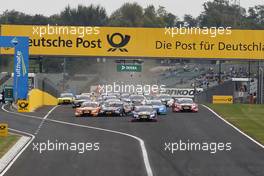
[0,128,35,176]
[1,105,154,176]
[1,105,58,135]
[43,106,59,120]
[34,106,59,135]
[203,105,264,149]
[47,118,154,176]
[1,105,42,120]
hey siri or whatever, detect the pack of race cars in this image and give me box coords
[58,92,199,122]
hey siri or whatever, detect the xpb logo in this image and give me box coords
[107,33,130,52]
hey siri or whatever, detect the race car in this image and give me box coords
[155,94,173,107]
[129,94,146,106]
[108,92,121,98]
[144,94,155,100]
[72,95,91,108]
[120,93,130,98]
[100,101,126,116]
[58,93,75,105]
[172,98,198,112]
[103,95,118,101]
[105,98,121,102]
[75,102,100,117]
[120,93,131,102]
[131,106,157,121]
[123,101,133,115]
[80,92,92,97]
[96,96,103,105]
[144,100,167,115]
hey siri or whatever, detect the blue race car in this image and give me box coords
[144,100,167,115]
[131,106,157,122]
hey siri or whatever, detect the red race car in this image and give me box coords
[172,98,198,112]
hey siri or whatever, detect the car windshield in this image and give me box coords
[145,95,153,100]
[179,99,193,104]
[136,107,153,112]
[151,101,163,105]
[110,103,123,107]
[60,93,74,98]
[81,102,98,107]
[121,94,130,98]
[106,99,120,102]
[105,96,116,99]
[77,95,90,100]
[104,102,122,107]
[159,95,170,99]
[130,95,145,100]
[108,93,119,96]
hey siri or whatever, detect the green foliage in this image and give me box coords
[199,0,247,28]
[183,14,198,27]
[0,1,262,28]
[57,5,108,26]
[0,135,20,158]
[245,5,264,29]
[208,104,264,144]
[108,2,144,27]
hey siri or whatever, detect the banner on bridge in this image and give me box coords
[1,25,264,60]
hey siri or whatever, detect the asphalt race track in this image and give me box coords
[0,105,263,176]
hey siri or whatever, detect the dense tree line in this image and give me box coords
[0,0,263,29]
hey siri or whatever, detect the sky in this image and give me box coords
[0,0,263,18]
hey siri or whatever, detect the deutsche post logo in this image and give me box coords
[0,125,6,130]
[212,95,233,104]
[18,100,29,112]
[227,98,233,102]
[0,123,8,137]
[107,33,130,52]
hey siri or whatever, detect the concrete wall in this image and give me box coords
[28,89,57,112]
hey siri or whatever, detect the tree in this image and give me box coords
[0,10,50,25]
[183,14,198,27]
[143,5,161,27]
[0,2,262,29]
[108,3,144,27]
[30,15,49,25]
[245,5,264,29]
[58,5,108,26]
[198,0,246,28]
[0,10,31,24]
[156,6,178,27]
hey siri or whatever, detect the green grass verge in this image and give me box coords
[207,104,264,145]
[0,134,20,158]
